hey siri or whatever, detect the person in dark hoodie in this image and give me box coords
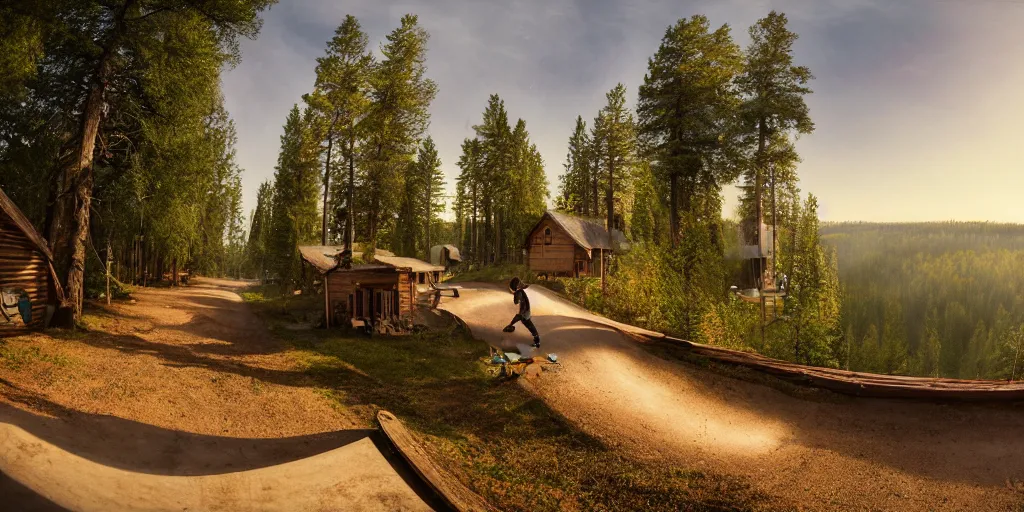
[502,276,540,348]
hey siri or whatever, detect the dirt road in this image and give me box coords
[0,278,437,511]
[441,283,1024,511]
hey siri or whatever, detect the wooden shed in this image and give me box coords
[526,210,628,277]
[298,246,443,334]
[429,245,461,271]
[0,187,62,333]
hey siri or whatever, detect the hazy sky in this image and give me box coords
[222,0,1024,224]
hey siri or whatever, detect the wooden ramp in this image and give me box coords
[377,410,496,512]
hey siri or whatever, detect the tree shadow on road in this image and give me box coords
[0,377,375,476]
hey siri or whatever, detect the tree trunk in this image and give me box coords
[471,185,478,263]
[345,123,355,256]
[604,152,613,296]
[172,257,178,287]
[755,117,767,291]
[770,160,777,289]
[425,172,431,257]
[47,0,134,324]
[484,200,492,264]
[322,132,333,246]
[669,172,679,246]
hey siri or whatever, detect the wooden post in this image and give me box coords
[324,272,330,329]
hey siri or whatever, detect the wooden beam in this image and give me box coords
[377,410,496,512]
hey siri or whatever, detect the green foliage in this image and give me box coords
[637,15,743,231]
[268,105,321,287]
[823,222,1024,378]
[304,14,375,245]
[591,83,636,235]
[394,136,444,258]
[1,0,275,303]
[0,6,46,97]
[628,161,669,245]
[555,115,593,216]
[360,14,437,247]
[457,95,549,264]
[245,181,274,280]
[736,11,813,248]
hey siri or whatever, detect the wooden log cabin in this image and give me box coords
[298,246,444,334]
[526,210,627,277]
[0,187,62,333]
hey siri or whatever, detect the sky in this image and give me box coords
[222,0,1024,224]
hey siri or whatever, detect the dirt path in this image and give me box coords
[0,277,435,511]
[441,283,1024,512]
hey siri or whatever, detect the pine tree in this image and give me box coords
[456,138,485,262]
[246,181,274,281]
[269,105,320,287]
[505,119,548,262]
[32,0,274,322]
[304,14,374,247]
[737,11,814,289]
[637,15,743,245]
[394,136,443,258]
[590,83,636,292]
[473,94,512,263]
[362,14,437,249]
[629,161,667,245]
[420,136,445,254]
[557,115,592,215]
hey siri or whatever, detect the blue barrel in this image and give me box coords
[17,295,31,324]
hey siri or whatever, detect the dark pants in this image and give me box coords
[509,314,540,342]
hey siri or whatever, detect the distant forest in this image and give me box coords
[822,222,1024,380]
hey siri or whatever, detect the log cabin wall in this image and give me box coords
[527,219,578,276]
[324,267,414,327]
[398,272,413,321]
[0,213,49,332]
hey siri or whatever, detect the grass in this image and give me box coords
[0,343,73,371]
[245,287,781,512]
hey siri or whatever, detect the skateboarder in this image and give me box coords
[502,277,540,348]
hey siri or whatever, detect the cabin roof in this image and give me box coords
[374,255,445,273]
[0,186,53,261]
[298,245,397,274]
[531,210,627,251]
[429,244,461,263]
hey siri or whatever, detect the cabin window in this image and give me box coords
[544,227,552,245]
[418,273,425,284]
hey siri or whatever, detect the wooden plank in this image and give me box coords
[377,410,496,512]
[647,334,1024,402]
[0,189,53,261]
